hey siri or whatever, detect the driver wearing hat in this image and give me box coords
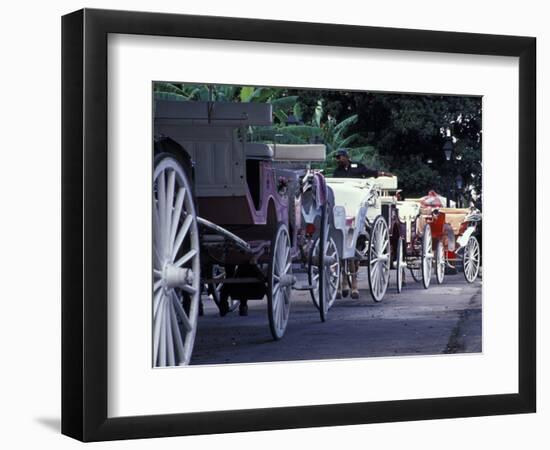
[333,148,393,178]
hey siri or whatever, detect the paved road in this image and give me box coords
[191,269,482,365]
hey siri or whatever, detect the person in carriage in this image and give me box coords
[419,190,445,209]
[332,149,394,299]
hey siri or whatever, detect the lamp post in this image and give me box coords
[455,175,464,207]
[443,140,453,161]
[442,140,454,206]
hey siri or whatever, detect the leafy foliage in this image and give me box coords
[153,82,482,204]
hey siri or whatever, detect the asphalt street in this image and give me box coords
[191,268,482,365]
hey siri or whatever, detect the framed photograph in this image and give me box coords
[62,8,536,442]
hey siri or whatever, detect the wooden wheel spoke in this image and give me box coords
[165,169,176,250]
[172,215,194,261]
[174,248,197,267]
[169,300,186,361]
[169,187,186,250]
[158,301,168,366]
[172,293,193,333]
[165,295,176,367]
[284,261,292,274]
[153,290,163,320]
[153,279,163,292]
[153,201,163,258]
[181,284,197,296]
[158,171,167,249]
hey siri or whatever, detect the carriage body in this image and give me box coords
[428,207,482,283]
[325,176,399,302]
[325,177,378,260]
[155,100,329,258]
[152,99,335,366]
[403,192,482,285]
[377,180,434,292]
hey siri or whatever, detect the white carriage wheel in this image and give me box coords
[435,240,445,285]
[309,237,340,314]
[395,237,405,293]
[421,223,433,289]
[463,236,480,283]
[153,156,200,367]
[367,216,391,302]
[267,223,293,340]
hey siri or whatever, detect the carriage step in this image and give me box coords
[293,284,314,291]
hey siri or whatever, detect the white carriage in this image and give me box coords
[326,175,436,302]
[326,176,398,303]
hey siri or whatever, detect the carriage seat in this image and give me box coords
[270,144,326,161]
[244,143,274,160]
[380,195,396,205]
[396,201,420,222]
[439,208,469,235]
[369,176,398,190]
[438,208,470,215]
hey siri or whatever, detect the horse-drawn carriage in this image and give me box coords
[326,176,392,303]
[404,192,482,286]
[327,172,429,302]
[323,175,482,315]
[152,100,336,367]
[418,204,481,284]
[325,176,434,305]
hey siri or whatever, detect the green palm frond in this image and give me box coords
[153,82,189,98]
[270,96,299,113]
[335,133,361,149]
[333,114,358,142]
[248,87,275,103]
[240,86,256,102]
[153,92,188,101]
[278,125,322,139]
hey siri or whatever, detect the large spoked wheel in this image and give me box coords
[395,237,405,293]
[463,236,480,283]
[309,237,340,319]
[421,223,433,289]
[435,240,445,285]
[367,215,391,302]
[207,265,239,315]
[267,223,293,340]
[153,155,200,367]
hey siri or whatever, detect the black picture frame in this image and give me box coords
[62,8,536,442]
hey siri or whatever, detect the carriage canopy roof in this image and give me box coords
[155,100,273,127]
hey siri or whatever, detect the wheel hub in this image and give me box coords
[163,263,194,289]
[278,274,296,287]
[311,255,338,266]
[375,253,389,262]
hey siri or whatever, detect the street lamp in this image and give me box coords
[443,140,454,161]
[455,175,464,207]
[442,140,454,207]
